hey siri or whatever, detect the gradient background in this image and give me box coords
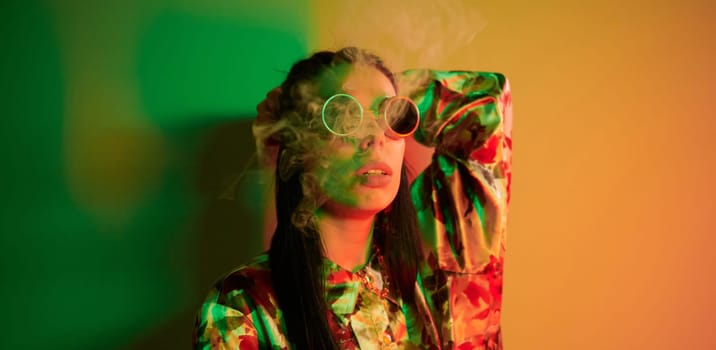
[1,0,714,349]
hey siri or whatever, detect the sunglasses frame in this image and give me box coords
[320,93,420,137]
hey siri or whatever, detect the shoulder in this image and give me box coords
[205,253,276,312]
[194,254,275,348]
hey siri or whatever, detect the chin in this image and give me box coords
[353,187,399,213]
[321,173,402,217]
[323,187,397,217]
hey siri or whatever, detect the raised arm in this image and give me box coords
[404,69,512,273]
[403,70,512,349]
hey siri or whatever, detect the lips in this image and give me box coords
[355,161,393,188]
[356,161,393,176]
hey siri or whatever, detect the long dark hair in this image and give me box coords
[268,48,424,350]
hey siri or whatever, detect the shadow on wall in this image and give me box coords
[121,9,305,348]
[125,116,267,349]
[2,3,305,348]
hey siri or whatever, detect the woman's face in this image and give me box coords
[313,64,405,217]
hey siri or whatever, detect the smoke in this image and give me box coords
[251,9,494,228]
[317,0,488,71]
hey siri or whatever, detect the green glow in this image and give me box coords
[137,10,307,123]
[0,1,309,349]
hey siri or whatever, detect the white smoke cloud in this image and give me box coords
[317,0,488,71]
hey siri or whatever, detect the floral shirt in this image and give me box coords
[194,71,512,350]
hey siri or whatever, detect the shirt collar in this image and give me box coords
[323,250,401,318]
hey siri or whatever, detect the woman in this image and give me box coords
[194,47,512,350]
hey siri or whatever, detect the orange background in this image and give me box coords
[313,0,716,349]
[2,0,714,348]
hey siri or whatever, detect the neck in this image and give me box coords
[316,207,377,272]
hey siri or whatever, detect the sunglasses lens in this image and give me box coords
[384,97,420,136]
[322,94,363,135]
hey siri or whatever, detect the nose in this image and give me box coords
[358,117,386,151]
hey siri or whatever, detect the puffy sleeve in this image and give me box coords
[405,69,512,273]
[403,70,512,349]
[193,284,261,350]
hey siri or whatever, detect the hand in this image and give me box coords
[253,87,282,168]
[255,87,282,128]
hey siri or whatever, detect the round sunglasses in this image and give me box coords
[321,93,420,138]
